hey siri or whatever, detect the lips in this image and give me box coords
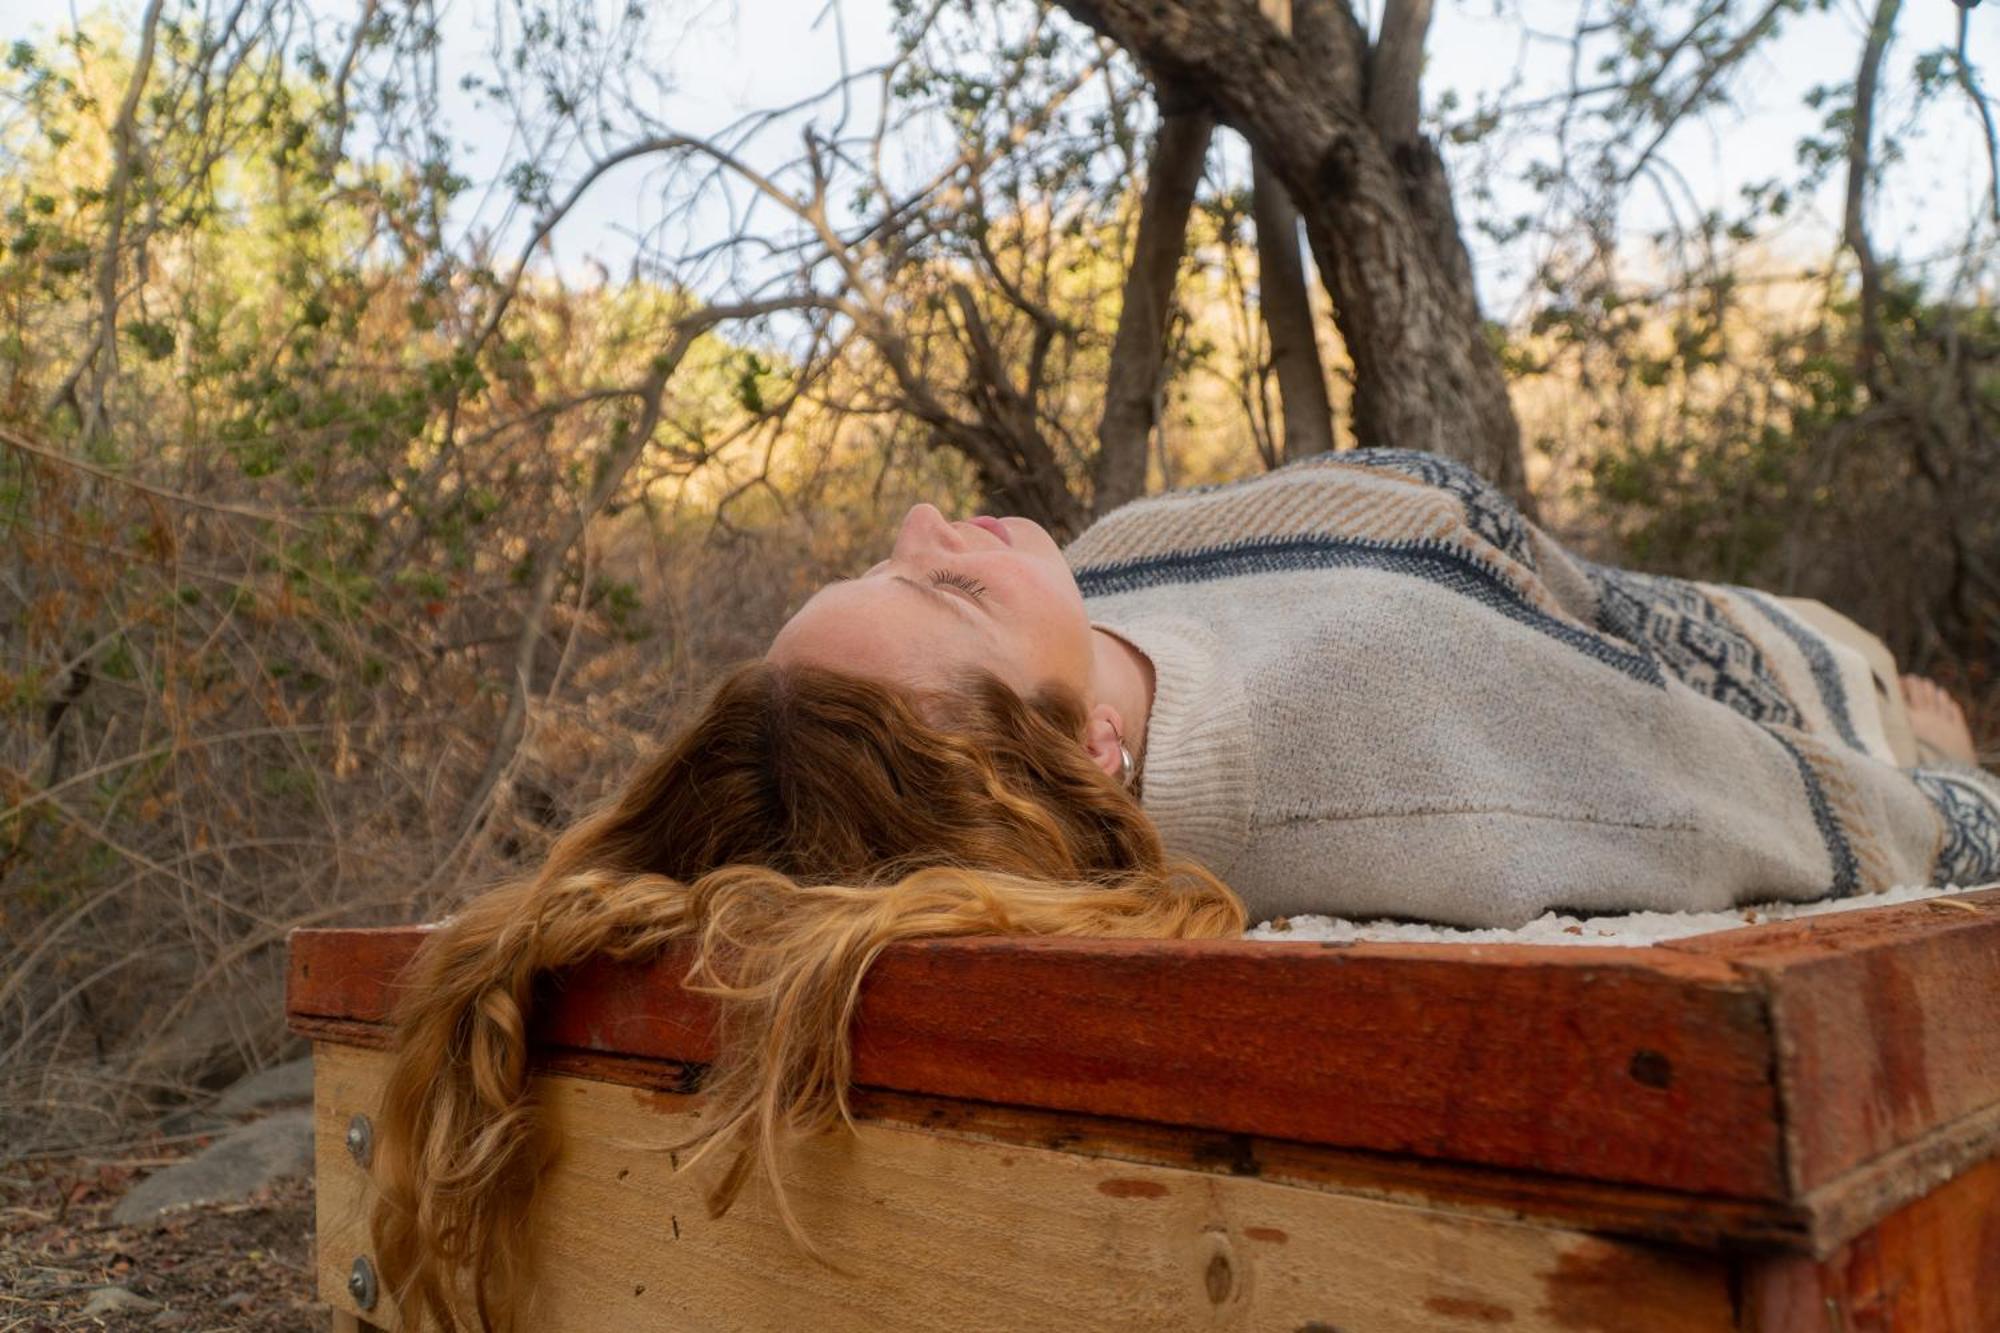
[968,514,1013,546]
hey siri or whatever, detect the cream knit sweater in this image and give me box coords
[1065,450,2000,929]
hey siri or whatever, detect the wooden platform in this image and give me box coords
[289,887,2000,1331]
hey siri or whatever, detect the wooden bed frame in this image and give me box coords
[288,886,2000,1331]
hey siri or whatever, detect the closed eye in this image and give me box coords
[928,568,988,602]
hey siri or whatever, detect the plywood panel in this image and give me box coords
[311,1042,1739,1333]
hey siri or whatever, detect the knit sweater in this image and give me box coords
[1065,450,2000,929]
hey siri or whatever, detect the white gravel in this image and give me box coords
[1245,880,1998,947]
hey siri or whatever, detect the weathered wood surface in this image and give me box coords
[290,927,1783,1199]
[288,887,2000,1222]
[1664,890,2000,1196]
[311,1042,1742,1333]
[1742,1152,2000,1332]
[298,893,2000,1331]
[291,1009,1813,1254]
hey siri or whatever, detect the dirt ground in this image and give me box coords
[0,1138,320,1332]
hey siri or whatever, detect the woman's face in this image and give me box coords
[767,503,1096,699]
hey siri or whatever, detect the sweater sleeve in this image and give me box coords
[1906,761,2000,886]
[1529,530,2000,890]
[1324,449,2000,891]
[1728,720,2000,893]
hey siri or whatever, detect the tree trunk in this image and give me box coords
[1250,154,1336,462]
[1056,0,1532,506]
[1843,0,1899,392]
[1094,102,1215,517]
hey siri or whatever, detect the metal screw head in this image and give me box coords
[345,1113,373,1168]
[347,1255,379,1311]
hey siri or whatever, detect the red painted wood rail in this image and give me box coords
[287,887,2000,1243]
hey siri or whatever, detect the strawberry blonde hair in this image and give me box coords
[369,659,1245,1330]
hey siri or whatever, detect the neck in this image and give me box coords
[1090,626,1155,764]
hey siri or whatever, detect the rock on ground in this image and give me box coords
[81,1286,159,1316]
[111,1110,313,1227]
[2,1141,319,1330]
[211,1058,314,1116]
[155,1106,234,1137]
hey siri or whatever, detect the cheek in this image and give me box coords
[1021,569,1094,674]
[1011,561,1081,620]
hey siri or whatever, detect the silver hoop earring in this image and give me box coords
[1117,740,1135,789]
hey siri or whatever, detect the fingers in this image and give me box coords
[1902,673,1966,718]
[1901,673,1928,708]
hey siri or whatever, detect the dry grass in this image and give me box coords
[0,450,887,1154]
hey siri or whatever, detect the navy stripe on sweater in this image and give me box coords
[1074,535,1666,688]
[1757,724,1862,896]
[1734,589,1865,752]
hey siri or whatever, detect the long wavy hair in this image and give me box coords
[369,658,1245,1330]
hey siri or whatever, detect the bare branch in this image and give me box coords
[44,0,168,432]
[445,296,828,859]
[0,429,316,528]
[1616,0,1790,188]
[1950,6,2000,229]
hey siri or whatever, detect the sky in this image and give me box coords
[8,0,1999,317]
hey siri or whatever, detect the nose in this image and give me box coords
[894,502,964,556]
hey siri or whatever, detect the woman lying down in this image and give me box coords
[372,448,2000,1330]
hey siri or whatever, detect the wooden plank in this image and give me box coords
[311,1041,1741,1333]
[295,1008,2000,1259]
[1795,1098,2000,1255]
[1670,886,2000,959]
[315,1044,393,1331]
[292,1011,1812,1252]
[1739,1153,2000,1332]
[1666,887,2000,1195]
[290,928,1782,1198]
[287,926,431,1031]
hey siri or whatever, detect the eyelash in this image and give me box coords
[928,568,988,601]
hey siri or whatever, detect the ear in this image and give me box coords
[1081,703,1127,781]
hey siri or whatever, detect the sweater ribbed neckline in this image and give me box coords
[1087,611,1256,879]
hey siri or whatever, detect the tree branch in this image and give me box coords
[44,0,167,434]
[1950,5,2000,229]
[1844,0,1900,389]
[1093,102,1214,515]
[1251,154,1336,460]
[1366,0,1433,143]
[445,296,826,856]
